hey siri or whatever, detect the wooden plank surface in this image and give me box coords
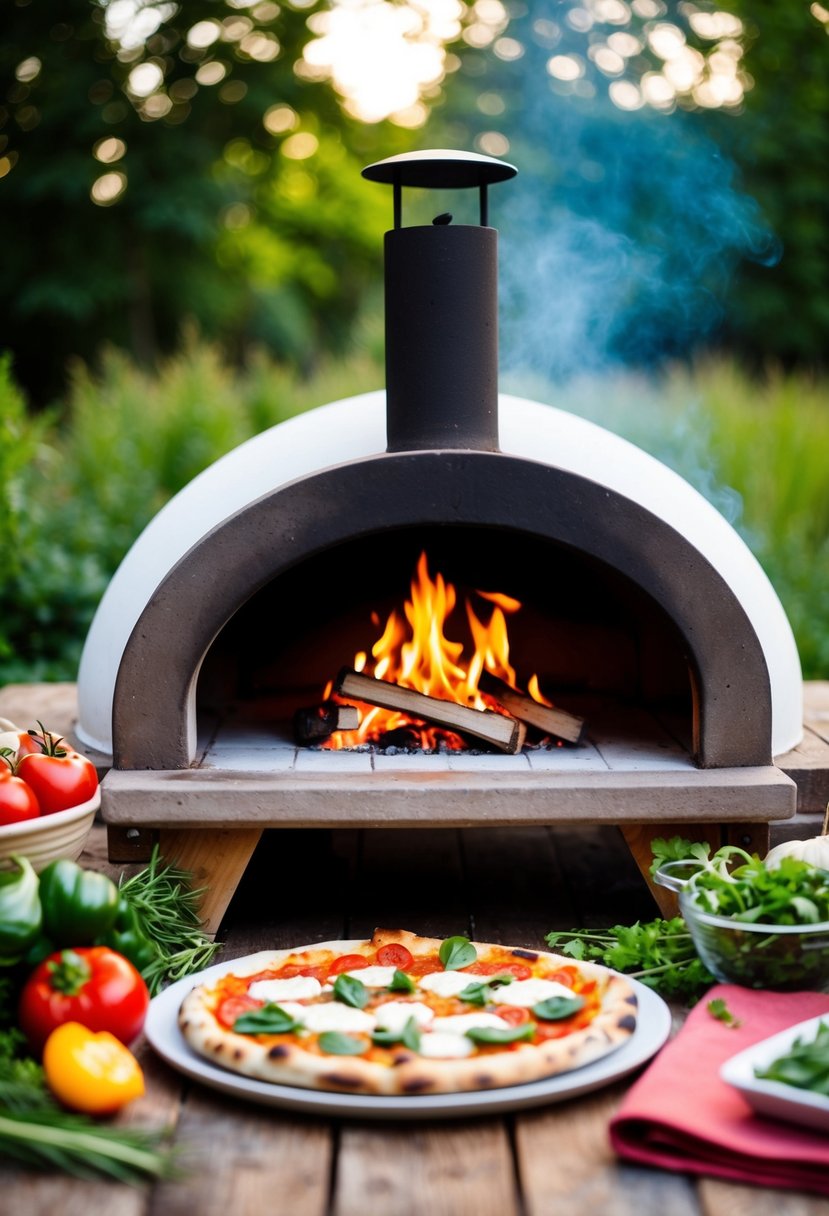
[4,822,829,1215]
[3,683,829,1215]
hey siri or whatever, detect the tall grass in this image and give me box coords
[0,338,382,682]
[504,359,829,678]
[2,342,827,683]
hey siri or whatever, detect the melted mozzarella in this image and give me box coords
[373,1001,435,1034]
[300,1004,376,1034]
[431,1012,509,1035]
[247,976,322,1002]
[490,979,574,1008]
[418,1032,475,1059]
[418,970,476,998]
[345,965,398,988]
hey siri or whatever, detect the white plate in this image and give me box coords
[721,1015,829,1134]
[144,947,672,1120]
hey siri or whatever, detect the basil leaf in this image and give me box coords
[388,969,415,994]
[460,975,514,1006]
[439,935,477,971]
[232,1003,302,1035]
[401,1017,422,1052]
[373,1016,422,1052]
[318,1031,369,1056]
[532,995,585,1021]
[371,1026,401,1046]
[458,981,488,1006]
[333,973,369,1009]
[465,1023,537,1045]
[755,1022,829,1094]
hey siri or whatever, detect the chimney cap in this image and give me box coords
[362,148,517,190]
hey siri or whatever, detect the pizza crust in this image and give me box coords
[178,928,638,1096]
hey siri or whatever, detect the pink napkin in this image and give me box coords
[609,985,829,1196]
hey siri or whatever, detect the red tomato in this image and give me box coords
[464,962,533,981]
[327,953,371,977]
[0,763,41,825]
[498,1006,532,1026]
[275,964,330,983]
[376,944,414,969]
[406,956,442,977]
[16,731,52,759]
[17,745,98,815]
[542,967,578,988]
[19,946,150,1054]
[217,995,263,1029]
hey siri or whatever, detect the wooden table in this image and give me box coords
[9,824,829,1216]
[3,684,829,1215]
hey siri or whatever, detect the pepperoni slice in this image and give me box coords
[216,995,263,1028]
[376,944,414,969]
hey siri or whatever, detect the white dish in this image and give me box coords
[144,947,672,1120]
[720,1015,829,1134]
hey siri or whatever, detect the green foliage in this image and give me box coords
[504,357,829,679]
[0,339,381,684]
[0,0,420,405]
[2,348,828,686]
[714,2,829,367]
[545,920,716,1004]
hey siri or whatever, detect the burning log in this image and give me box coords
[334,668,527,754]
[478,671,586,745]
[293,701,360,745]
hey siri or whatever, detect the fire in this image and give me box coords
[323,551,550,750]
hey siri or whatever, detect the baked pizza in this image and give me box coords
[178,929,638,1096]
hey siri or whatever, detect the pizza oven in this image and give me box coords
[74,150,801,927]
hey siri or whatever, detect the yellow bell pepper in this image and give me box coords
[42,1021,145,1114]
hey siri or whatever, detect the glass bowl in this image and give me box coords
[655,861,829,992]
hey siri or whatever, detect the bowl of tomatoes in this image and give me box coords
[0,721,100,872]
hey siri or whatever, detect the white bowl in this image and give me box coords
[0,788,100,872]
[721,1015,829,1134]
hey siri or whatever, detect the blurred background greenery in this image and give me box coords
[1,0,827,691]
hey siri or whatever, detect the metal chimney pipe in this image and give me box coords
[362,150,517,454]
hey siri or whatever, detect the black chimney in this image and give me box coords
[361,150,517,453]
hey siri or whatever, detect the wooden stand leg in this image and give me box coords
[620,823,724,919]
[158,828,264,938]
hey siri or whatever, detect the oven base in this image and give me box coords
[101,761,795,933]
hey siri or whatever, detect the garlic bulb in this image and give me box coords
[0,719,24,755]
[765,806,829,870]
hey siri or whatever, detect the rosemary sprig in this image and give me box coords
[118,846,220,995]
[0,1054,177,1183]
[0,1109,177,1183]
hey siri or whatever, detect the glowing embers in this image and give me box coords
[314,551,583,752]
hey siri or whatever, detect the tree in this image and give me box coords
[0,0,422,404]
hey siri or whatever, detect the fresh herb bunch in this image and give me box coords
[545,918,716,1004]
[118,846,220,996]
[0,1029,175,1183]
[755,1021,829,1095]
[686,854,829,924]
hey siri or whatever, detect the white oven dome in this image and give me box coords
[75,391,803,758]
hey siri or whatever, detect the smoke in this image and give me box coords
[492,68,779,385]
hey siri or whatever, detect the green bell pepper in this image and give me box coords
[38,857,120,946]
[0,854,43,962]
[97,894,160,973]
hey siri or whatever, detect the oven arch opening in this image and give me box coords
[111,450,772,771]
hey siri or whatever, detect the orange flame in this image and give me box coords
[323,551,550,750]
